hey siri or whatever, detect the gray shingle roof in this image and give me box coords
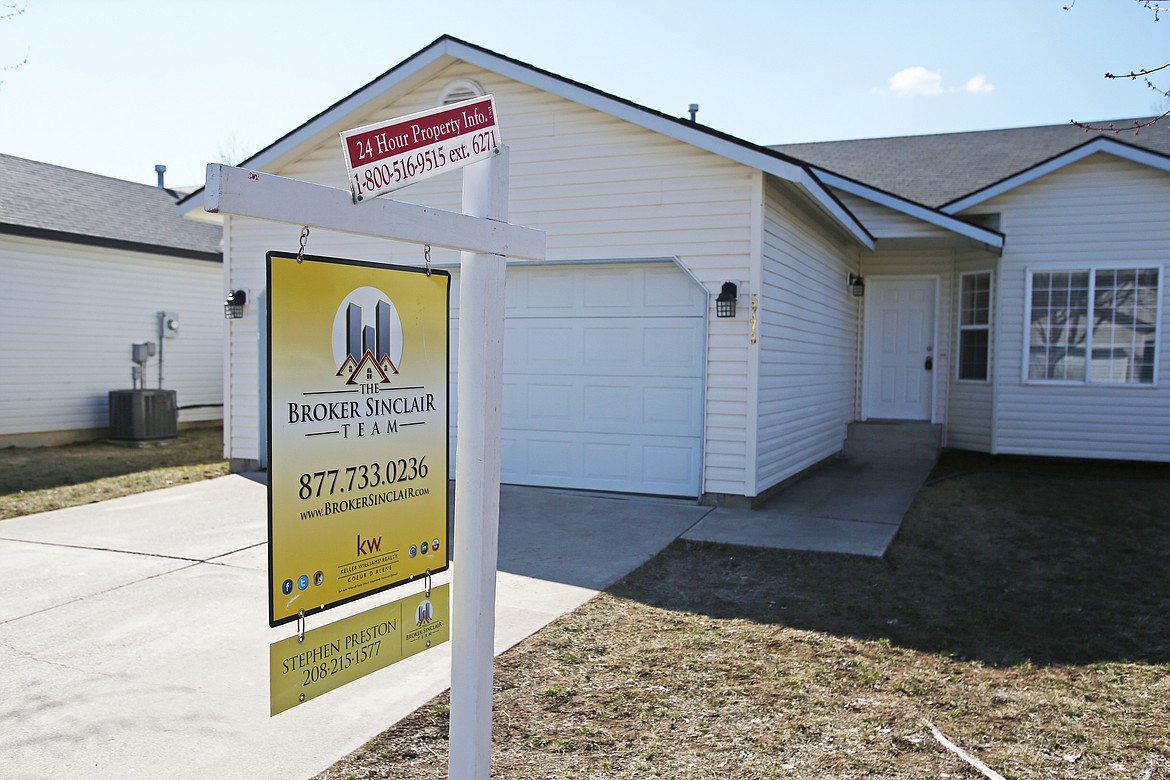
[770,118,1170,209]
[0,153,222,259]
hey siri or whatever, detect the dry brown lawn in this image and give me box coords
[0,426,228,519]
[318,454,1170,779]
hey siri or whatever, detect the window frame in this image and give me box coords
[956,270,993,383]
[1022,263,1162,387]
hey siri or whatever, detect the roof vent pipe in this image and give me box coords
[155,164,167,189]
[688,104,699,122]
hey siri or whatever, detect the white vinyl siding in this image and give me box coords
[754,178,859,494]
[0,234,223,440]
[223,62,756,493]
[946,250,998,452]
[966,154,1170,460]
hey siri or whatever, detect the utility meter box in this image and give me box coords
[159,311,180,338]
[131,341,156,364]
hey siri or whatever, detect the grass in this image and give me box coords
[317,453,1170,779]
[0,426,229,519]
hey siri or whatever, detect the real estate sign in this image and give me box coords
[340,94,500,201]
[267,252,450,627]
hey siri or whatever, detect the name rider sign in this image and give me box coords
[267,252,450,627]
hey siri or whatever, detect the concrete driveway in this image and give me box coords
[0,476,709,780]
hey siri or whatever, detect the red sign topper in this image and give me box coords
[340,95,501,202]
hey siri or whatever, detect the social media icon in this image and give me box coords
[297,575,309,591]
[409,545,418,558]
[281,579,294,596]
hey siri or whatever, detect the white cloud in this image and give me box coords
[962,74,996,94]
[884,66,997,96]
[889,66,944,96]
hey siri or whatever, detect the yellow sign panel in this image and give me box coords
[267,252,450,627]
[270,583,449,716]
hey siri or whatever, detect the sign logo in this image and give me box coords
[357,533,382,557]
[331,287,403,386]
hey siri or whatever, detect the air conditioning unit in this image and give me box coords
[108,389,178,441]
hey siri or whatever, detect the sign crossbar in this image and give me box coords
[204,163,545,261]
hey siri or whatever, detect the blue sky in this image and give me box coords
[0,0,1163,187]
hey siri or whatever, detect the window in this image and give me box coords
[1026,267,1159,384]
[958,272,992,381]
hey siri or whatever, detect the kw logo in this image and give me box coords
[357,534,382,557]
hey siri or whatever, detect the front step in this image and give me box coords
[845,421,942,461]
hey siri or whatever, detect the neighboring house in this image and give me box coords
[1,154,224,447]
[178,35,1170,503]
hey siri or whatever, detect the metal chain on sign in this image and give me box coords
[424,243,432,277]
[296,226,310,263]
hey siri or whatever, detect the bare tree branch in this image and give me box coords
[1068,0,1170,132]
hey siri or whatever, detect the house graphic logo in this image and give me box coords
[330,286,404,385]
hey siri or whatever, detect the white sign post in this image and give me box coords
[448,148,508,780]
[205,142,541,779]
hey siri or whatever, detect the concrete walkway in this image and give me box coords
[684,454,936,557]
[0,454,930,779]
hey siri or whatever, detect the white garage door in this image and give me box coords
[450,261,706,497]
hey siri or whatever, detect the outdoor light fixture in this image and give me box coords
[716,281,738,318]
[849,273,866,298]
[224,289,247,319]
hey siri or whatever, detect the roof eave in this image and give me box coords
[941,137,1170,214]
[180,35,875,247]
[179,40,462,218]
[0,222,223,262]
[813,168,1004,252]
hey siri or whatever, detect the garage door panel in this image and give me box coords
[502,431,702,495]
[506,264,705,318]
[643,326,702,371]
[504,376,700,436]
[506,317,704,377]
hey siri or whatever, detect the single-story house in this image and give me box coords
[178,35,1170,503]
[1,154,225,446]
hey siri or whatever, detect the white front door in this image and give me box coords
[863,277,937,421]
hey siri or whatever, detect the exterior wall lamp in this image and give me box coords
[225,289,248,319]
[848,273,866,298]
[716,281,738,318]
